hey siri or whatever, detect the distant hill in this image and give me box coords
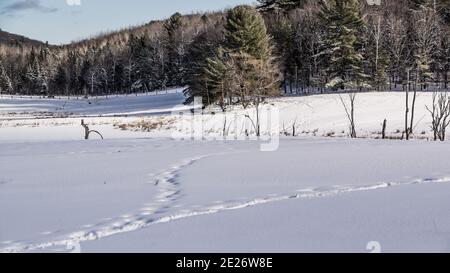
[0,29,46,47]
[0,12,221,49]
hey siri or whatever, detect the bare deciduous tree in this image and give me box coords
[227,52,279,137]
[425,91,450,141]
[339,93,357,138]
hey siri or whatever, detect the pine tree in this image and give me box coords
[38,47,53,96]
[187,6,280,109]
[206,5,280,136]
[52,64,68,95]
[125,34,140,92]
[204,48,235,110]
[266,13,296,92]
[133,36,162,92]
[223,5,272,60]
[25,48,47,95]
[183,26,223,105]
[79,58,92,98]
[0,56,13,95]
[66,51,79,95]
[163,12,185,87]
[319,0,368,90]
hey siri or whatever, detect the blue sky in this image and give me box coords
[0,0,256,45]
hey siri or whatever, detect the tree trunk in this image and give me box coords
[410,83,417,137]
[405,70,410,140]
[382,119,387,139]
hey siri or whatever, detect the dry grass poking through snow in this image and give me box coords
[113,117,177,132]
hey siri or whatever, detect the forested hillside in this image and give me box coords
[0,29,45,47]
[0,0,448,99]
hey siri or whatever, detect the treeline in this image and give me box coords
[0,0,449,99]
[0,12,223,97]
[262,0,449,93]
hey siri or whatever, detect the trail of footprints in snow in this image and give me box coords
[2,158,450,253]
[0,155,208,253]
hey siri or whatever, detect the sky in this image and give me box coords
[0,0,256,45]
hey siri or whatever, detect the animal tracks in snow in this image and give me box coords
[1,156,450,253]
[0,154,209,253]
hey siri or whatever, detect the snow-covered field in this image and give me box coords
[0,90,441,141]
[1,90,450,253]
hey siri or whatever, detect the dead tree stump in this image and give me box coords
[382,119,387,139]
[81,119,104,140]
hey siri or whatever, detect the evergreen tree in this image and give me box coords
[163,12,185,87]
[25,48,47,95]
[204,48,234,109]
[0,56,13,95]
[183,26,223,105]
[126,34,143,92]
[114,61,126,94]
[79,58,92,98]
[206,5,280,118]
[319,0,368,90]
[52,64,68,95]
[133,36,162,92]
[38,47,52,96]
[66,51,79,95]
[266,13,297,92]
[223,6,272,60]
[0,1,448,96]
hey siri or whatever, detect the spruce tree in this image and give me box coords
[125,34,139,92]
[79,58,92,98]
[52,64,68,95]
[183,27,223,105]
[0,56,13,95]
[137,38,160,92]
[319,0,368,90]
[204,48,234,110]
[25,48,47,95]
[187,6,280,109]
[223,5,272,60]
[206,5,280,136]
[209,5,279,107]
[163,13,185,87]
[66,51,79,95]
